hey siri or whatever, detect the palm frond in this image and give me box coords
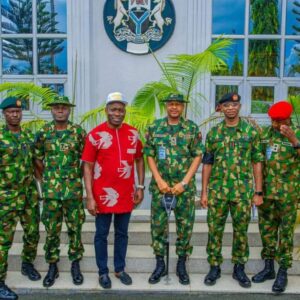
[79,105,106,130]
[21,119,47,133]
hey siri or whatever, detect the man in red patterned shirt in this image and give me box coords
[82,92,145,289]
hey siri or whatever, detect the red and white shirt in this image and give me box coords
[81,122,143,214]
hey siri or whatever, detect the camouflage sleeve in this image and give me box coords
[34,130,45,161]
[79,127,87,154]
[190,125,204,157]
[143,125,155,157]
[251,130,264,163]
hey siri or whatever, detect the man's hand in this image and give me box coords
[171,183,185,196]
[157,179,171,194]
[280,125,298,145]
[252,195,263,206]
[200,193,208,208]
[133,189,144,205]
[86,196,97,216]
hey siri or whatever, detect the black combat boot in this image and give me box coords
[204,265,221,286]
[43,263,59,287]
[252,259,275,283]
[232,264,251,288]
[148,255,166,284]
[71,260,84,285]
[176,256,190,285]
[21,262,41,281]
[0,281,18,300]
[272,267,288,294]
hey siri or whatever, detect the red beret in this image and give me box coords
[268,101,293,120]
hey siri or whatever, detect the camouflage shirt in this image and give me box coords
[205,118,264,201]
[260,124,300,201]
[144,117,204,193]
[0,125,36,210]
[35,121,86,200]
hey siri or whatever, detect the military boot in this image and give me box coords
[148,255,166,284]
[43,263,59,287]
[252,259,275,283]
[204,265,221,286]
[71,260,84,285]
[0,281,18,300]
[232,264,251,288]
[21,262,41,281]
[272,267,288,294]
[176,256,190,285]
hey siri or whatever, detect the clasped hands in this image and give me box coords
[157,179,185,196]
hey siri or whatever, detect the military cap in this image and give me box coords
[0,97,25,110]
[218,92,241,104]
[47,96,76,107]
[162,93,189,103]
[106,92,128,106]
[268,101,293,121]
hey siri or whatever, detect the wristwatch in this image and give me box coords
[293,143,300,149]
[136,184,145,190]
[255,191,263,196]
[181,181,188,190]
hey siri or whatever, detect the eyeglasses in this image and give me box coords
[222,102,240,108]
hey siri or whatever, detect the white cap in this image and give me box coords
[106,92,128,106]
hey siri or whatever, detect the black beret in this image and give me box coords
[218,92,241,104]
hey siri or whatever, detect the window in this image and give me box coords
[212,0,300,118]
[0,0,68,112]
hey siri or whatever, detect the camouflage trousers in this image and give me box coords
[207,198,251,266]
[0,200,40,281]
[151,189,195,257]
[258,197,298,269]
[42,198,85,263]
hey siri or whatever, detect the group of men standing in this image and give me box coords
[0,91,299,299]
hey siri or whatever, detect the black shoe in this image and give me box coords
[71,260,84,285]
[176,256,190,285]
[43,263,59,287]
[252,259,275,283]
[115,271,132,285]
[0,281,18,300]
[99,274,111,289]
[272,267,288,294]
[21,262,41,281]
[148,255,166,284]
[204,266,221,286]
[232,264,251,288]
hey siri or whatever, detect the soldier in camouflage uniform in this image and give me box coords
[0,97,41,300]
[252,101,300,294]
[201,93,264,288]
[35,96,86,287]
[144,93,203,285]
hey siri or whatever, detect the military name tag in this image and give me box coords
[282,142,292,147]
[158,146,166,160]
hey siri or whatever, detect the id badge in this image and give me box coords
[266,146,272,160]
[158,146,166,160]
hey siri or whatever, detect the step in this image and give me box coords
[14,221,300,247]
[7,243,300,275]
[5,271,300,295]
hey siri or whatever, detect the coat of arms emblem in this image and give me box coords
[104,0,176,54]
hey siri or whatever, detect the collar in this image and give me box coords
[49,120,74,132]
[162,116,188,129]
[219,118,244,132]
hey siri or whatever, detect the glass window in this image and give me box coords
[37,0,67,34]
[249,0,281,34]
[212,39,244,76]
[284,40,300,77]
[212,0,245,34]
[1,0,32,34]
[2,38,33,74]
[42,83,64,95]
[37,39,67,74]
[251,86,274,113]
[288,86,300,97]
[248,39,280,76]
[215,85,238,107]
[286,0,300,35]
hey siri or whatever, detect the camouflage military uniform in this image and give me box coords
[258,125,300,269]
[0,125,39,281]
[144,117,203,256]
[35,121,86,263]
[204,119,264,266]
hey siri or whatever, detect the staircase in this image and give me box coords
[6,209,300,296]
